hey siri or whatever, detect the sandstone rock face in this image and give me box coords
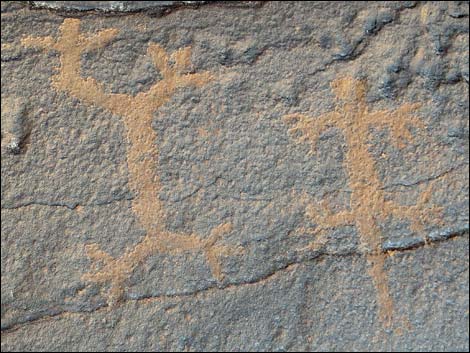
[1,1,469,351]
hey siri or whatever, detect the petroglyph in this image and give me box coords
[22,18,241,304]
[17,18,449,323]
[283,77,444,327]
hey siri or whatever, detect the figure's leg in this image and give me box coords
[82,223,240,303]
[305,201,354,229]
[384,182,443,233]
[202,223,243,282]
[300,202,354,251]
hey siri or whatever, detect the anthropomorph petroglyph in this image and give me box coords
[22,18,242,304]
[283,77,443,327]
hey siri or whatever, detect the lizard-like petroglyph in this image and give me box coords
[21,19,446,325]
[22,19,241,304]
[283,77,443,327]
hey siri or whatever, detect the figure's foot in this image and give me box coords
[203,223,244,282]
[81,223,240,303]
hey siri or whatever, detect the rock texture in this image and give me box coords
[30,1,207,13]
[1,1,469,351]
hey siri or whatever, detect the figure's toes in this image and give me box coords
[410,205,444,233]
[426,206,445,225]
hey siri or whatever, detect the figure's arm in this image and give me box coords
[137,44,212,113]
[79,29,120,52]
[21,36,56,50]
[22,19,212,116]
[366,103,424,149]
[21,19,132,116]
[305,202,354,229]
[282,111,342,155]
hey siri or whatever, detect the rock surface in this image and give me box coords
[30,1,207,13]
[1,1,469,351]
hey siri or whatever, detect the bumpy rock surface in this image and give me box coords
[1,1,469,351]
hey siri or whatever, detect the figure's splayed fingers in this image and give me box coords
[172,47,192,74]
[81,28,119,52]
[147,43,171,78]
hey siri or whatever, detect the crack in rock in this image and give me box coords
[1,197,134,210]
[1,229,467,334]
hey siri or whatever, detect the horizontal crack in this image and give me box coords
[382,163,467,190]
[2,201,77,210]
[1,196,134,211]
[2,228,468,334]
[382,227,469,252]
[0,249,348,333]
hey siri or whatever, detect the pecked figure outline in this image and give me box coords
[20,18,448,329]
[22,18,242,304]
[283,76,444,327]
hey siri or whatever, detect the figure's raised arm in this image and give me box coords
[21,18,132,116]
[22,18,213,116]
[79,29,119,52]
[21,35,56,50]
[365,102,424,149]
[136,44,212,113]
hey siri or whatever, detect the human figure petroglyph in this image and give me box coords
[283,77,443,327]
[22,18,241,304]
[21,19,446,323]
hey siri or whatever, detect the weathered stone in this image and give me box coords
[31,1,193,12]
[30,1,260,13]
[1,1,468,351]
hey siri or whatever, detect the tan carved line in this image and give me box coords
[283,76,443,327]
[22,18,240,304]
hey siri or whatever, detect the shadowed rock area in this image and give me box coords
[1,1,469,351]
[30,1,201,11]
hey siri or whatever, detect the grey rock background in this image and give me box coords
[30,1,205,12]
[1,1,469,351]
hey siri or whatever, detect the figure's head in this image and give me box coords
[330,77,367,103]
